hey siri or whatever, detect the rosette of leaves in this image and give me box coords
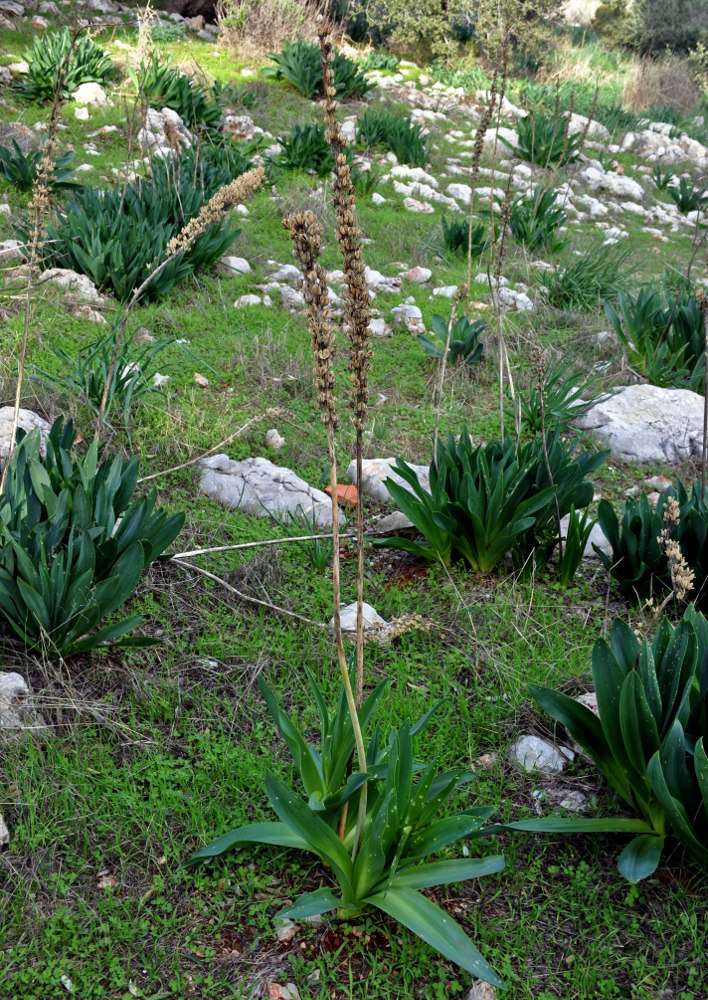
[357,107,429,167]
[665,176,708,214]
[188,670,505,987]
[35,144,252,303]
[264,39,373,100]
[0,418,184,657]
[375,432,605,576]
[441,215,489,257]
[417,313,485,367]
[604,280,705,392]
[0,141,77,193]
[15,28,113,103]
[517,606,708,881]
[504,113,582,168]
[512,351,606,434]
[275,124,335,176]
[594,481,708,606]
[128,55,222,135]
[508,185,567,252]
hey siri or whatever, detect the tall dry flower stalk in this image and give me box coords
[136,0,157,65]
[283,209,368,859]
[319,23,372,714]
[96,166,265,434]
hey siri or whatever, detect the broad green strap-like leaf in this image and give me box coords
[619,672,660,786]
[647,751,708,866]
[695,738,708,821]
[364,886,504,988]
[391,854,504,890]
[617,834,665,883]
[265,773,354,895]
[186,821,309,866]
[275,887,345,921]
[403,812,494,862]
[529,684,629,798]
[501,816,652,834]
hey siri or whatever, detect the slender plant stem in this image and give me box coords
[327,423,367,860]
[432,286,466,471]
[172,533,354,559]
[354,436,365,708]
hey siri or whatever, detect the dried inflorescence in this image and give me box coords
[283,210,337,427]
[319,24,372,432]
[165,167,265,258]
[658,496,695,602]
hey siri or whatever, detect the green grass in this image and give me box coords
[1,10,708,1000]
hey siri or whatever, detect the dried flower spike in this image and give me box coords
[283,210,337,427]
[319,24,372,433]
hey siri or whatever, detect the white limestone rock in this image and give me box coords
[510,735,574,778]
[346,457,430,504]
[72,82,110,106]
[573,384,705,463]
[0,672,42,740]
[198,455,343,527]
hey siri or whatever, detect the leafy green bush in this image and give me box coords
[14,28,113,104]
[129,55,222,135]
[264,39,373,100]
[357,107,429,167]
[275,124,335,175]
[594,480,708,606]
[665,176,708,214]
[441,215,489,257]
[188,669,505,987]
[508,185,567,252]
[604,279,705,391]
[524,605,708,880]
[505,113,583,168]
[375,431,605,575]
[0,140,77,193]
[36,145,251,303]
[0,418,184,657]
[542,245,633,312]
[417,312,485,367]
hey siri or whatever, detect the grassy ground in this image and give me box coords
[1,8,708,1000]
